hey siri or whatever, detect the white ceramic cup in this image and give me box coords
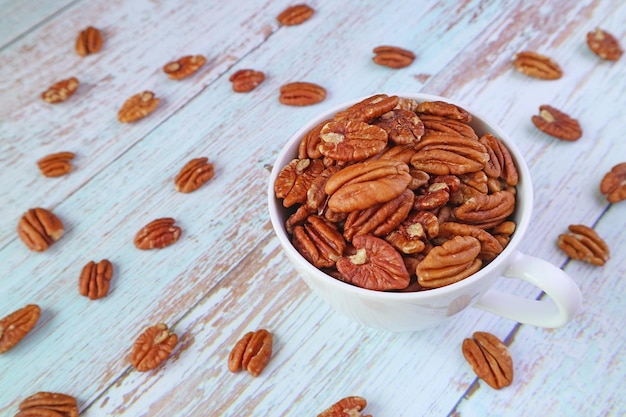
[268,93,582,332]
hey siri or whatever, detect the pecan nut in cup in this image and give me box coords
[268,93,582,332]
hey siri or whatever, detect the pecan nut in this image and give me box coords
[229,69,266,93]
[452,190,515,229]
[228,328,273,377]
[41,77,79,103]
[531,105,582,141]
[385,210,438,254]
[318,396,371,417]
[274,158,325,207]
[420,114,477,140]
[462,331,513,390]
[373,109,424,145]
[372,45,416,68]
[416,235,482,288]
[410,134,489,175]
[440,222,503,261]
[292,215,346,268]
[334,94,399,123]
[279,82,326,106]
[130,323,178,372]
[75,26,102,57]
[479,133,518,186]
[17,208,64,252]
[512,51,563,80]
[319,120,388,162]
[37,151,75,177]
[79,259,113,300]
[17,392,78,417]
[600,162,626,203]
[417,101,472,123]
[557,224,609,266]
[134,218,181,250]
[163,55,206,80]
[587,28,623,61]
[117,91,160,123]
[0,304,40,354]
[277,4,315,26]
[174,157,215,193]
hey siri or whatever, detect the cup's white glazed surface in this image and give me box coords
[268,93,582,332]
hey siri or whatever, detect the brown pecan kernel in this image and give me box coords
[299,119,332,160]
[557,224,609,266]
[76,26,102,57]
[462,331,513,390]
[41,77,79,103]
[292,215,346,268]
[163,55,206,80]
[600,162,626,203]
[318,396,371,417]
[79,259,113,300]
[373,109,424,145]
[377,144,417,165]
[587,28,623,61]
[453,190,515,229]
[417,101,472,123]
[416,235,482,288]
[228,329,273,377]
[0,304,40,354]
[319,120,388,162]
[478,134,518,186]
[277,4,314,26]
[335,94,400,123]
[118,91,160,123]
[531,105,582,141]
[307,166,341,210]
[410,134,489,175]
[37,151,75,177]
[413,182,451,211]
[130,323,178,372]
[420,114,478,140]
[512,51,562,80]
[275,158,325,207]
[279,82,326,106]
[17,391,78,417]
[174,157,215,193]
[386,210,438,254]
[17,208,64,252]
[229,69,266,93]
[372,45,416,68]
[440,222,503,261]
[134,218,181,250]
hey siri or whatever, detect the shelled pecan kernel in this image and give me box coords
[600,162,626,203]
[17,208,64,252]
[0,304,40,354]
[587,28,623,61]
[462,331,513,390]
[277,4,314,26]
[117,91,160,123]
[416,235,482,288]
[41,77,79,103]
[372,45,416,69]
[228,329,273,377]
[17,391,78,417]
[37,151,75,177]
[557,224,609,266]
[531,105,582,141]
[174,157,215,193]
[229,69,266,92]
[76,26,103,57]
[130,323,178,372]
[79,259,113,300]
[512,51,563,80]
[279,82,326,106]
[318,396,371,417]
[134,217,181,250]
[292,215,346,268]
[163,54,206,80]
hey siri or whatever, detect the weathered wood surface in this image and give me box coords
[0,0,624,416]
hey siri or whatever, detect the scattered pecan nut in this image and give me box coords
[600,162,626,203]
[319,120,388,162]
[275,158,325,207]
[557,224,609,266]
[279,82,327,106]
[79,259,113,300]
[229,69,266,93]
[512,51,563,80]
[17,391,78,417]
[462,331,513,390]
[174,157,215,193]
[17,208,64,252]
[117,91,160,123]
[0,304,40,354]
[587,28,623,61]
[531,105,582,141]
[41,77,79,103]
[292,215,346,268]
[372,45,416,68]
[416,235,482,288]
[134,217,181,250]
[163,55,206,80]
[228,329,273,377]
[37,151,75,177]
[130,323,178,372]
[277,4,315,26]
[76,26,102,57]
[318,396,371,417]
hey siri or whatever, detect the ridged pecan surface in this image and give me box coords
[17,208,64,252]
[318,396,371,417]
[37,151,75,177]
[174,157,215,193]
[587,28,623,61]
[130,323,178,371]
[531,105,582,141]
[17,391,78,417]
[319,120,388,162]
[416,235,482,288]
[76,26,102,57]
[41,77,79,103]
[372,45,416,68]
[557,224,609,266]
[292,215,346,268]
[277,4,315,26]
[462,331,513,390]
[118,91,160,123]
[0,304,40,354]
[600,162,626,203]
[134,217,181,250]
[79,259,113,300]
[229,69,266,93]
[512,51,562,80]
[279,82,326,106]
[163,55,206,80]
[228,329,273,377]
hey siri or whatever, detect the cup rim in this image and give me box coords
[268,92,533,300]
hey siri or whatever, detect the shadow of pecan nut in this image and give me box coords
[410,134,489,175]
[79,260,113,300]
[334,94,400,123]
[452,190,515,229]
[277,4,314,26]
[17,391,78,417]
[462,331,513,390]
[0,304,40,354]
[292,215,346,268]
[372,45,416,68]
[17,208,64,252]
[318,396,370,417]
[130,323,178,372]
[76,26,102,57]
[174,157,215,193]
[228,328,273,377]
[531,105,582,141]
[134,218,181,250]
[557,224,610,266]
[117,91,160,123]
[163,55,206,80]
[600,162,626,203]
[275,158,325,208]
[229,69,266,93]
[416,235,482,288]
[587,28,623,61]
[279,82,326,106]
[512,51,562,80]
[319,120,388,162]
[41,77,79,104]
[37,151,76,177]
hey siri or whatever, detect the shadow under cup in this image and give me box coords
[268,93,569,332]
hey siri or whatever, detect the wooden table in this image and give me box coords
[1,1,625,416]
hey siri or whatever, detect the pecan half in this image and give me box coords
[118,91,160,123]
[512,51,562,80]
[318,396,371,417]
[134,218,181,250]
[336,234,410,290]
[416,235,482,288]
[557,224,609,266]
[130,323,178,372]
[298,119,333,160]
[319,120,388,162]
[228,329,273,377]
[79,259,113,300]
[440,222,503,261]
[386,210,438,254]
[0,304,40,354]
[452,190,515,229]
[279,82,326,106]
[479,133,518,186]
[373,109,424,145]
[372,45,416,68]
[462,331,513,390]
[41,77,79,103]
[37,151,75,177]
[600,162,626,203]
[17,208,64,252]
[531,105,582,141]
[587,28,623,61]
[417,101,472,123]
[410,134,489,175]
[292,215,346,268]
[275,158,325,207]
[163,55,206,80]
[229,69,266,93]
[76,26,102,57]
[334,94,399,123]
[420,114,477,140]
[17,392,78,417]
[174,157,215,193]
[277,4,314,26]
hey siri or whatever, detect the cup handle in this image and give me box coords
[473,251,582,328]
